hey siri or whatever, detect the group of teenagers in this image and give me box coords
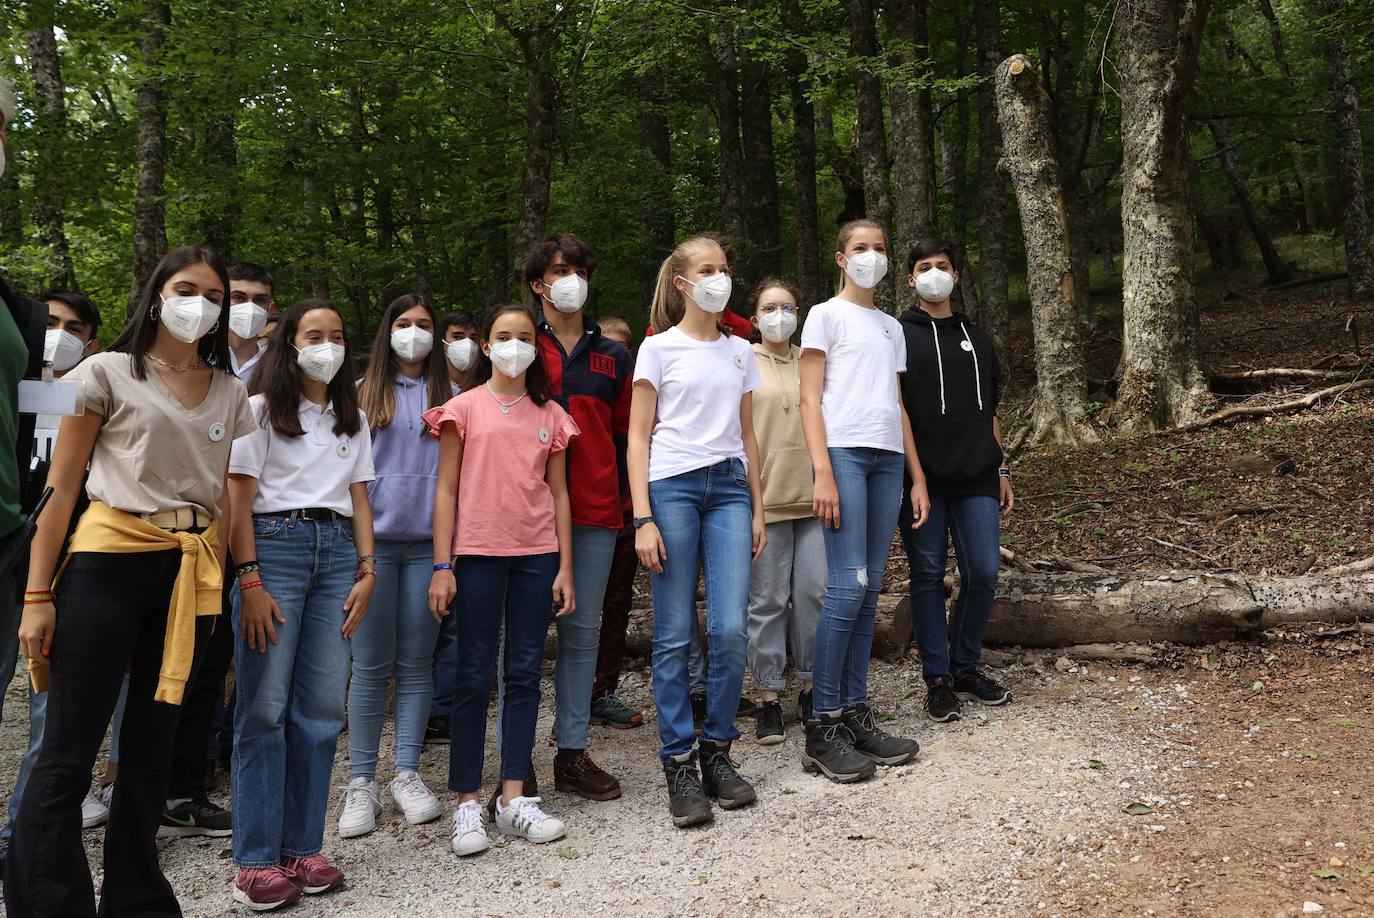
[0,219,1016,916]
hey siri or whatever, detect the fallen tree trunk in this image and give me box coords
[984,571,1374,646]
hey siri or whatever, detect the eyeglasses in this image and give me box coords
[758,303,797,314]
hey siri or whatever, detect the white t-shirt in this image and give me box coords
[799,296,906,453]
[634,327,762,482]
[229,347,264,384]
[229,394,376,516]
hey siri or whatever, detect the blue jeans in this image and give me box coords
[812,447,904,714]
[554,526,616,751]
[901,493,1001,681]
[3,676,128,846]
[649,459,752,761]
[232,515,355,868]
[348,539,440,778]
[430,608,459,718]
[447,553,558,794]
[687,620,707,696]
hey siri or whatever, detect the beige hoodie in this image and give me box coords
[751,342,814,524]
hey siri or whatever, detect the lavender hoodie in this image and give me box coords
[367,374,455,542]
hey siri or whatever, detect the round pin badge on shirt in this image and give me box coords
[207,421,226,442]
[961,339,974,352]
[539,426,550,444]
[734,353,744,368]
[336,439,351,458]
[882,326,892,338]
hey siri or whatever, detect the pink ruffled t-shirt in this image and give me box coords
[423,388,580,557]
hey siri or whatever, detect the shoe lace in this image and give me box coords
[282,854,331,878]
[505,796,553,831]
[925,683,956,710]
[454,802,483,834]
[853,705,892,738]
[241,866,291,886]
[341,781,375,815]
[701,746,742,783]
[666,763,706,799]
[393,772,428,801]
[818,719,859,754]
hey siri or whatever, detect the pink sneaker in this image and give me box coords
[280,854,345,895]
[232,867,302,911]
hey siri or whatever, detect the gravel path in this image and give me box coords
[1,657,1168,917]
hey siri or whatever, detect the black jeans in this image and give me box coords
[166,570,235,800]
[4,549,212,918]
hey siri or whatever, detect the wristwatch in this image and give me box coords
[633,515,655,529]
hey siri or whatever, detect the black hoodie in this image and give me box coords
[898,306,1003,498]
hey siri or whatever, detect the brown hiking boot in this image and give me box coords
[553,751,622,801]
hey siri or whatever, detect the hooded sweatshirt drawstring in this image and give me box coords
[960,321,983,411]
[758,348,796,414]
[930,324,947,415]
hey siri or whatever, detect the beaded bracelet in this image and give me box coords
[358,554,378,566]
[240,579,264,592]
[355,569,376,583]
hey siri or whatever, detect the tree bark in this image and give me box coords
[975,0,1010,372]
[849,0,894,310]
[949,7,977,316]
[995,56,1098,445]
[1322,0,1374,297]
[711,26,745,244]
[738,1,781,275]
[885,0,936,270]
[199,108,238,257]
[24,3,77,290]
[1113,0,1212,431]
[511,23,557,266]
[130,0,170,309]
[783,0,825,306]
[1205,117,1293,284]
[983,571,1374,646]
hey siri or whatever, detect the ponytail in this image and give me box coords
[834,218,888,294]
[648,235,727,334]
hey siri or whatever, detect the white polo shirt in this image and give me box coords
[229,394,376,516]
[229,346,264,384]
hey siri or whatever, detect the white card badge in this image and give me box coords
[18,378,85,417]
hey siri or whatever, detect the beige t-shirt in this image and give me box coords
[67,352,256,518]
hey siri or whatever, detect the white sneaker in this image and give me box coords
[389,771,442,825]
[98,782,114,808]
[450,800,490,856]
[81,790,109,829]
[337,777,381,839]
[494,795,565,844]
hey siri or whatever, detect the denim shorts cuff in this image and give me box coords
[280,846,322,860]
[236,858,285,869]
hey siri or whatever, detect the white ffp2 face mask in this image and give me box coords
[487,339,538,379]
[544,274,589,313]
[758,310,798,343]
[159,295,221,343]
[44,328,87,373]
[680,273,732,314]
[914,268,955,303]
[295,342,346,383]
[841,250,889,289]
[390,325,434,362]
[228,303,268,340]
[446,337,477,372]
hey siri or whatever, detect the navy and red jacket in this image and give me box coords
[538,315,633,531]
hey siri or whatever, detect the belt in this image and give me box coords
[140,507,212,532]
[281,507,344,523]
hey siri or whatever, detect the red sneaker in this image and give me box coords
[232,867,302,911]
[280,854,344,895]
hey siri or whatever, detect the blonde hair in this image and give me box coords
[648,235,725,334]
[597,315,631,340]
[834,219,888,293]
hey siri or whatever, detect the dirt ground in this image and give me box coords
[2,625,1370,917]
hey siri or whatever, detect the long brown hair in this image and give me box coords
[473,303,551,405]
[358,294,452,432]
[834,219,888,294]
[647,235,728,334]
[250,299,362,438]
[110,246,234,378]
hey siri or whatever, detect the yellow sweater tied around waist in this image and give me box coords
[29,501,223,705]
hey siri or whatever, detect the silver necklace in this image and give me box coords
[485,382,528,415]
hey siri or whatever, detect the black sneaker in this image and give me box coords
[690,693,707,735]
[798,688,813,723]
[801,711,877,784]
[843,702,919,766]
[736,696,759,718]
[699,739,757,809]
[954,669,1012,706]
[756,700,784,746]
[663,754,714,828]
[925,678,962,722]
[425,715,451,744]
[160,797,233,838]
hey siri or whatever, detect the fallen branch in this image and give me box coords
[1172,378,1374,432]
[1061,642,1159,664]
[1044,554,1108,574]
[1322,556,1374,576]
[1210,367,1363,386]
[1263,271,1347,291]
